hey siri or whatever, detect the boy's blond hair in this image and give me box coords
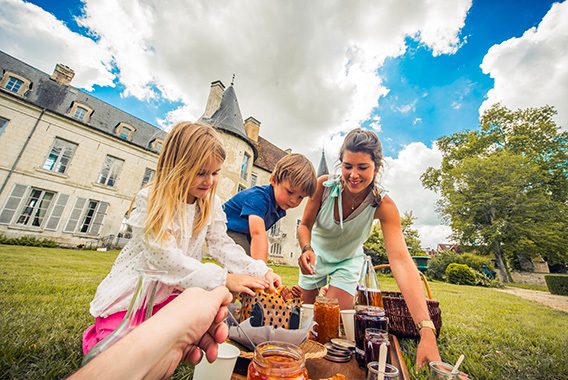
[146,122,225,243]
[270,153,316,197]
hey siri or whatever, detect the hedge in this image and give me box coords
[446,263,477,286]
[545,274,568,296]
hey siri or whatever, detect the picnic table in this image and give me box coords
[231,334,410,380]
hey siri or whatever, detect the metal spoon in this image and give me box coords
[226,308,260,355]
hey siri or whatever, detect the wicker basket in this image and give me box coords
[374,264,442,339]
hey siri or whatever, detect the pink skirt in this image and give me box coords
[82,294,177,355]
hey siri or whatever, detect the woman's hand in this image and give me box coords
[226,273,269,296]
[298,250,316,275]
[264,270,282,293]
[415,328,441,368]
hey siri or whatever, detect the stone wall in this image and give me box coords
[510,271,548,287]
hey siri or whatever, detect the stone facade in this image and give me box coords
[0,51,304,264]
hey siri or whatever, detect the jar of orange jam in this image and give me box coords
[313,296,340,344]
[247,341,308,380]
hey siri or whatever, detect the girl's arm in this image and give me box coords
[375,195,440,367]
[297,175,327,274]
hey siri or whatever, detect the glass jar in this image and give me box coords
[429,361,469,379]
[367,362,399,380]
[364,328,390,369]
[354,306,389,368]
[247,341,308,380]
[313,296,340,344]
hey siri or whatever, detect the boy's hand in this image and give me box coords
[298,249,316,275]
[226,273,269,296]
[264,270,282,293]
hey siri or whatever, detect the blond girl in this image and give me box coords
[83,122,280,354]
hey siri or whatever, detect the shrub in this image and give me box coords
[445,263,477,285]
[545,274,568,296]
[0,234,58,248]
[427,250,495,280]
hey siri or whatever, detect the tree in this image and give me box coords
[364,211,424,265]
[422,104,568,281]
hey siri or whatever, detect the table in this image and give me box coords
[232,335,410,380]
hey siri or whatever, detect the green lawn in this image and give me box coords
[1,245,567,379]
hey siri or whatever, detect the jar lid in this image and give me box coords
[355,305,385,315]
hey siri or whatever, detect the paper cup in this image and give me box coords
[340,309,355,342]
[192,342,240,380]
[300,304,314,329]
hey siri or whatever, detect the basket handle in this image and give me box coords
[373,264,434,300]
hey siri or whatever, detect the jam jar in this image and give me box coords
[354,305,389,367]
[313,296,340,344]
[247,341,309,380]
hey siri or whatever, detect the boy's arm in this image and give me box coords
[249,215,268,262]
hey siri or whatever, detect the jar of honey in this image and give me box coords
[313,296,340,344]
[247,341,308,380]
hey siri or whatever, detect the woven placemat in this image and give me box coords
[231,339,327,360]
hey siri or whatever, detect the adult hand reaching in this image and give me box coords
[415,328,441,368]
[298,249,316,275]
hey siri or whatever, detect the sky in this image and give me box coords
[1,0,566,248]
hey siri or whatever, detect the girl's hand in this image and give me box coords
[264,270,282,293]
[226,273,269,296]
[298,250,316,275]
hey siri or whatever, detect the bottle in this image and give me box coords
[82,269,165,366]
[354,255,383,308]
[247,341,309,380]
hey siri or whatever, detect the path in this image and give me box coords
[496,287,568,313]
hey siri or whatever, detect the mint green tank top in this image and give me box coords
[311,176,378,264]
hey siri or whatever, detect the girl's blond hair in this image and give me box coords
[145,122,226,242]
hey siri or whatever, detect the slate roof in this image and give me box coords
[0,50,166,151]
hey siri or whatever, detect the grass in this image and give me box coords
[505,282,550,292]
[1,245,567,379]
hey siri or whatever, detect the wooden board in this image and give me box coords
[232,335,410,380]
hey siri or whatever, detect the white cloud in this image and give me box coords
[397,100,417,113]
[0,0,114,90]
[480,1,568,129]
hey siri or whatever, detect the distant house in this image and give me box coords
[436,243,461,253]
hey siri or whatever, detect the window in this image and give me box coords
[141,168,155,188]
[80,200,99,233]
[43,138,77,174]
[150,139,163,153]
[269,221,281,237]
[0,116,8,136]
[73,106,87,121]
[5,76,23,93]
[251,173,258,187]
[237,184,246,192]
[63,198,108,235]
[270,243,282,256]
[16,188,55,227]
[240,152,251,180]
[97,155,124,187]
[115,123,136,141]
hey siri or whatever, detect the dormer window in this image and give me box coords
[115,122,136,141]
[150,138,163,153]
[68,101,93,123]
[0,71,32,96]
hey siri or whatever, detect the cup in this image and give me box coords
[366,362,399,380]
[192,342,240,380]
[300,304,314,329]
[429,361,469,379]
[340,309,355,341]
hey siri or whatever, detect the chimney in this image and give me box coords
[244,116,261,143]
[51,64,74,86]
[202,80,225,118]
[285,148,292,154]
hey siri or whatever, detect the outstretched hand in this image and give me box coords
[226,273,269,296]
[264,270,282,293]
[298,250,316,275]
[415,328,441,369]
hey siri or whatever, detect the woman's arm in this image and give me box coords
[375,195,441,367]
[297,175,327,275]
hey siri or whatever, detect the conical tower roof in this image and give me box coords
[317,149,329,177]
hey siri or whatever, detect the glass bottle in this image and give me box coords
[313,296,340,344]
[354,255,383,308]
[82,269,165,366]
[247,341,308,380]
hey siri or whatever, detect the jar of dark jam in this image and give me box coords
[247,341,308,380]
[354,306,389,368]
[313,296,340,344]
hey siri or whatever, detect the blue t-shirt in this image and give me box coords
[223,185,286,236]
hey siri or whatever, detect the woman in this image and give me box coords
[297,128,440,367]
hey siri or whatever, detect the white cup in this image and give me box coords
[300,304,314,329]
[340,309,356,342]
[192,342,240,380]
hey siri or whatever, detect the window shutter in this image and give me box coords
[90,202,109,236]
[45,193,69,231]
[64,197,86,233]
[0,184,27,225]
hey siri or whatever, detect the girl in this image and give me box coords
[296,128,440,367]
[83,122,281,354]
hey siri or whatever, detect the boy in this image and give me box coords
[223,153,317,262]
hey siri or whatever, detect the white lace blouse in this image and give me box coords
[89,187,269,318]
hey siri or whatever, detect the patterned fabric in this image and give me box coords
[89,187,269,318]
